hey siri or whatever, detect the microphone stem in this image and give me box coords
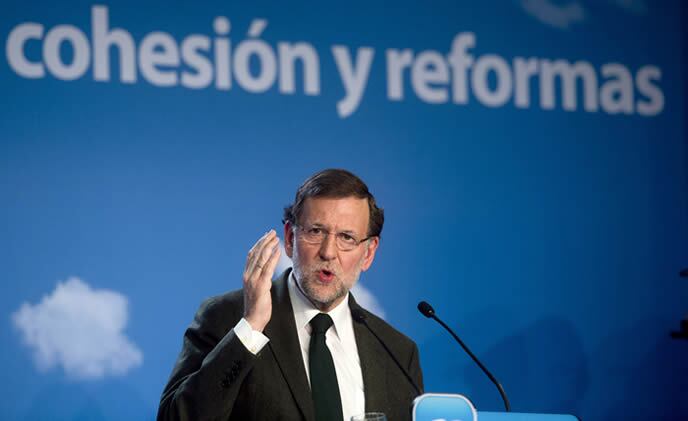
[353,311,422,396]
[432,315,511,412]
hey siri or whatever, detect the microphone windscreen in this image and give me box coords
[417,301,435,318]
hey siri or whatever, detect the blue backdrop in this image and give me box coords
[2,1,687,420]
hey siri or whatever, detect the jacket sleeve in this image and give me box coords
[407,341,424,395]
[157,296,258,421]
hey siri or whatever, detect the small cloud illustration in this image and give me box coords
[609,0,646,15]
[11,277,143,380]
[520,0,586,30]
[272,242,386,318]
[350,283,386,320]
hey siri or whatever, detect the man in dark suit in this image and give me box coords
[158,169,423,421]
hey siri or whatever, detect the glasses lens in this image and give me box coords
[300,227,323,244]
[298,225,365,251]
[336,234,358,251]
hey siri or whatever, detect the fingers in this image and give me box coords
[252,235,279,275]
[255,236,279,273]
[244,230,273,272]
[262,243,281,282]
[244,230,280,285]
[242,230,281,332]
[245,230,276,272]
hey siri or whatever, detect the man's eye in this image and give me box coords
[339,233,356,243]
[308,228,323,235]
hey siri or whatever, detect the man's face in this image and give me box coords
[284,196,379,312]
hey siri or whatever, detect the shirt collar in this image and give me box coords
[288,271,350,338]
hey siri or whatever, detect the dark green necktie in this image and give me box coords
[309,313,343,421]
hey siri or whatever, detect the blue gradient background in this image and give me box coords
[1,1,687,420]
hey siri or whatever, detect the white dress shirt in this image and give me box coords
[234,274,365,421]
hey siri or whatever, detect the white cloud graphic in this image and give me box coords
[272,240,386,319]
[521,0,648,30]
[520,0,586,29]
[350,283,386,320]
[609,0,646,14]
[11,277,143,380]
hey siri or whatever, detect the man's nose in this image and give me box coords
[318,234,338,260]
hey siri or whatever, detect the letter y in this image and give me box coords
[332,46,374,118]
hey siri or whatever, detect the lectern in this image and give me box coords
[412,394,579,421]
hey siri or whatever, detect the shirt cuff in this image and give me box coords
[234,317,270,355]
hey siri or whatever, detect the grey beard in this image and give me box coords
[292,268,346,311]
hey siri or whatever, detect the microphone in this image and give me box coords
[417,300,511,412]
[351,308,422,396]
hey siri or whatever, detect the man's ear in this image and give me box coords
[360,236,380,272]
[284,222,294,258]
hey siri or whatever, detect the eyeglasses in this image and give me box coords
[294,224,373,251]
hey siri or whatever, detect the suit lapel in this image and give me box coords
[349,295,389,414]
[264,273,390,419]
[263,270,315,421]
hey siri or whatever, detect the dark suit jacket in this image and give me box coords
[158,269,423,421]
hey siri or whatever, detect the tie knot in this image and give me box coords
[310,313,333,334]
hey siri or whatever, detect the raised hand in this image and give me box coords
[242,230,281,332]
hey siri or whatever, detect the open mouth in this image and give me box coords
[318,269,335,283]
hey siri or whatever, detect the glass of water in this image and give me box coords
[351,413,387,421]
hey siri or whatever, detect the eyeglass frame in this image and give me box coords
[289,222,375,251]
